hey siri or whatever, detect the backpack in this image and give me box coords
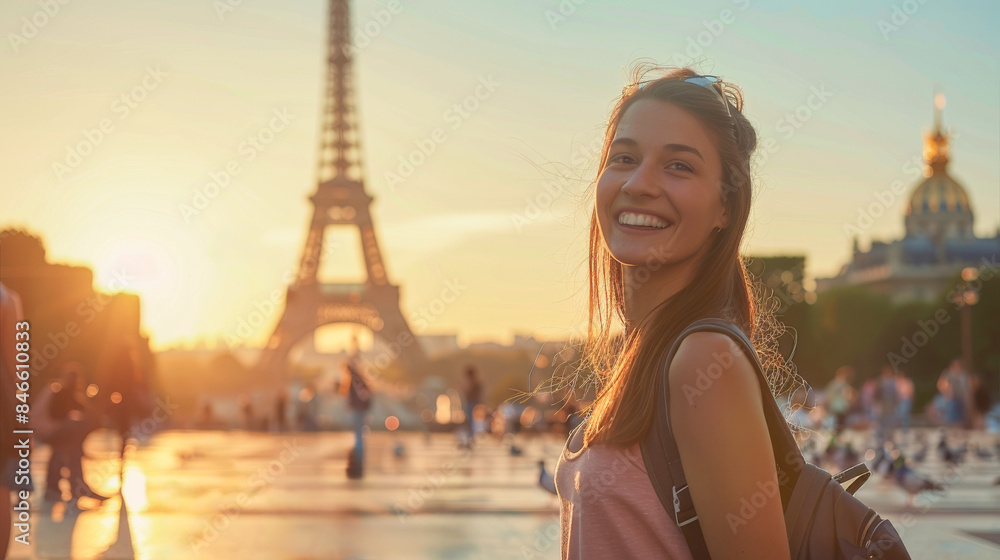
[640,318,911,560]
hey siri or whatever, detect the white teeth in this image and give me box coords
[618,211,669,229]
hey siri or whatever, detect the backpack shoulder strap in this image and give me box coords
[640,318,803,559]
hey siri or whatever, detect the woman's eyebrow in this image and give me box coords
[661,143,704,162]
[609,137,704,162]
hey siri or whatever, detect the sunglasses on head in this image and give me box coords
[633,75,733,118]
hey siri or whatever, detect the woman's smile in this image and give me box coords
[616,210,672,230]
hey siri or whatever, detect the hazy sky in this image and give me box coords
[1,0,998,351]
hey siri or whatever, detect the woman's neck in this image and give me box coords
[622,258,700,334]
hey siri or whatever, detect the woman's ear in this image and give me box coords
[716,180,732,229]
[715,205,730,230]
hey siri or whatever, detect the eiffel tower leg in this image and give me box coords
[256,321,294,383]
[255,289,318,385]
[373,305,427,376]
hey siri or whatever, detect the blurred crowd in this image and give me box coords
[816,359,996,440]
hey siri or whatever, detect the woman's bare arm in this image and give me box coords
[668,332,790,560]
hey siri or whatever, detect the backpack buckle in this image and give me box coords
[672,484,698,527]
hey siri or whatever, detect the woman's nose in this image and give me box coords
[620,161,660,198]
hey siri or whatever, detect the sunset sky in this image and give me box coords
[1,0,998,351]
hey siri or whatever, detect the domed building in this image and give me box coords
[817,96,1000,302]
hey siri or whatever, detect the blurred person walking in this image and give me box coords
[938,359,970,430]
[859,374,880,430]
[460,364,483,445]
[970,372,992,431]
[894,369,915,437]
[239,394,256,431]
[273,389,289,432]
[339,360,371,477]
[824,366,856,436]
[105,341,153,454]
[40,363,109,503]
[877,364,899,443]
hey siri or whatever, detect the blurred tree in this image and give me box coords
[792,286,894,386]
[791,271,998,412]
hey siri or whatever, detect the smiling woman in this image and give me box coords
[596,99,731,317]
[552,64,797,560]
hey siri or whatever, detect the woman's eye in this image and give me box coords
[668,162,693,172]
[608,153,635,165]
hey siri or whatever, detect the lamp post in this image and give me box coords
[951,267,979,371]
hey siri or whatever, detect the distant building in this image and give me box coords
[465,334,575,359]
[370,332,459,359]
[817,95,1000,302]
[415,334,461,357]
[0,229,154,379]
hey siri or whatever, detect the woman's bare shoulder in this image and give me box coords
[667,331,761,413]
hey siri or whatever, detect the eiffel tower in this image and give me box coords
[255,0,426,381]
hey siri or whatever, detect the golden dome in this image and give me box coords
[906,93,971,216]
[906,173,971,215]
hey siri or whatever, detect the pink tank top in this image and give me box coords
[555,425,694,560]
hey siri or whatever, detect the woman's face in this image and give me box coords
[596,98,729,270]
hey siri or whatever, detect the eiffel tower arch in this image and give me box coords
[255,0,427,382]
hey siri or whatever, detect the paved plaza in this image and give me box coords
[5,428,1000,559]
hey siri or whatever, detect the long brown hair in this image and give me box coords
[575,63,791,448]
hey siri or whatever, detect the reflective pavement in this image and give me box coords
[5,428,1000,559]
